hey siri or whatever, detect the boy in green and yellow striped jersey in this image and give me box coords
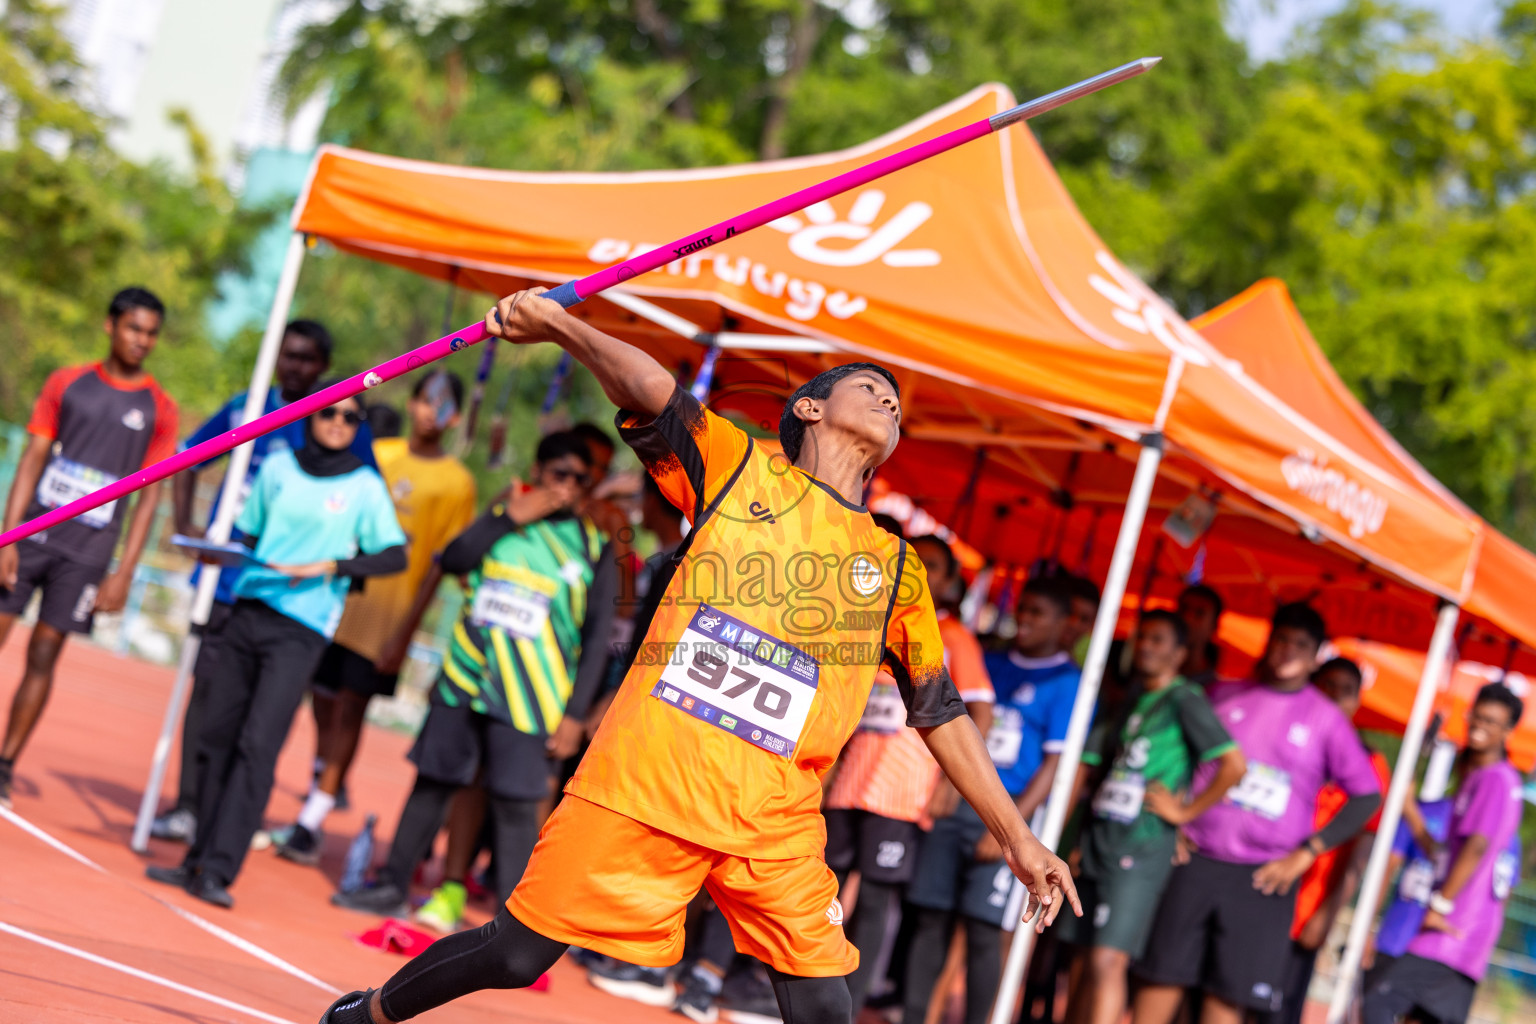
[332,431,615,918]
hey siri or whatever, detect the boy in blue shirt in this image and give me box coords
[902,577,1082,1024]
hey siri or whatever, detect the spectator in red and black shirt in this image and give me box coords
[0,287,178,806]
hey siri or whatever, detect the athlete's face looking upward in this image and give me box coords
[276,332,329,399]
[1014,592,1067,659]
[105,306,162,370]
[792,372,901,468]
[1133,620,1187,684]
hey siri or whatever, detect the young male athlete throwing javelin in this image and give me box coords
[321,288,1081,1024]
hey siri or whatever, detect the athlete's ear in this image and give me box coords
[792,395,823,426]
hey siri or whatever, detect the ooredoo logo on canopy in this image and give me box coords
[1280,448,1389,539]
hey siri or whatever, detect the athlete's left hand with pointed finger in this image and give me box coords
[1004,832,1082,933]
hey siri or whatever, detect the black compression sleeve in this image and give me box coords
[335,544,407,578]
[439,509,517,575]
[1314,792,1383,851]
[887,654,967,730]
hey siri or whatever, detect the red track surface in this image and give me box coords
[1,629,1347,1024]
[0,628,681,1024]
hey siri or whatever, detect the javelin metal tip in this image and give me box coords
[988,57,1162,130]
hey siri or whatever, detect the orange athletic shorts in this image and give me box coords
[506,795,858,977]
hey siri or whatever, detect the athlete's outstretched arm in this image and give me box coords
[919,716,1083,930]
[485,288,675,418]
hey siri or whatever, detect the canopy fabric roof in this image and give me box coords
[1192,280,1536,660]
[291,84,1481,611]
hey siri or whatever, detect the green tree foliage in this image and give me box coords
[1167,1,1536,540]
[0,0,271,425]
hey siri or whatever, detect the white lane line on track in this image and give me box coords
[0,804,341,995]
[0,920,303,1024]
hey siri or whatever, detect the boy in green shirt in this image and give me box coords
[1063,610,1248,1024]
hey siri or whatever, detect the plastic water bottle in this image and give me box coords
[339,813,377,895]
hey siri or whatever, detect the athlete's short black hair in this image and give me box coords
[778,362,900,462]
[108,286,165,321]
[1021,576,1072,618]
[1139,608,1189,648]
[910,534,959,577]
[536,429,594,467]
[1474,682,1525,728]
[412,369,465,408]
[1179,583,1225,620]
[569,421,616,454]
[284,319,334,363]
[1271,601,1327,648]
[872,514,905,539]
[1314,656,1363,692]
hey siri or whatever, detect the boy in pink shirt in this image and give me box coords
[1362,683,1525,1024]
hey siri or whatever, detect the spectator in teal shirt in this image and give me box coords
[146,387,406,908]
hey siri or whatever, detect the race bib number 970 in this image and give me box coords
[653,603,820,758]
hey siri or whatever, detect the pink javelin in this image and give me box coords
[0,57,1158,551]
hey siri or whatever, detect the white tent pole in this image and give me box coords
[988,433,1164,1024]
[130,232,309,853]
[1325,601,1460,1024]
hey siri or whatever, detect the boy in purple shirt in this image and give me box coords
[1363,684,1525,1024]
[1132,603,1382,1024]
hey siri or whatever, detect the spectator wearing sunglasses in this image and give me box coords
[146,387,407,908]
[278,371,478,868]
[332,430,616,919]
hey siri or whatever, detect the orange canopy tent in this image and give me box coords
[1193,279,1536,664]
[1192,279,1536,761]
[291,85,1484,614]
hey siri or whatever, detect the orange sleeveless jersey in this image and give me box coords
[566,388,963,859]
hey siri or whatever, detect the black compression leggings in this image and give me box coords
[375,907,854,1023]
[378,908,565,1021]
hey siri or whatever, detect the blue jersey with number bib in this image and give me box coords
[982,650,1081,796]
